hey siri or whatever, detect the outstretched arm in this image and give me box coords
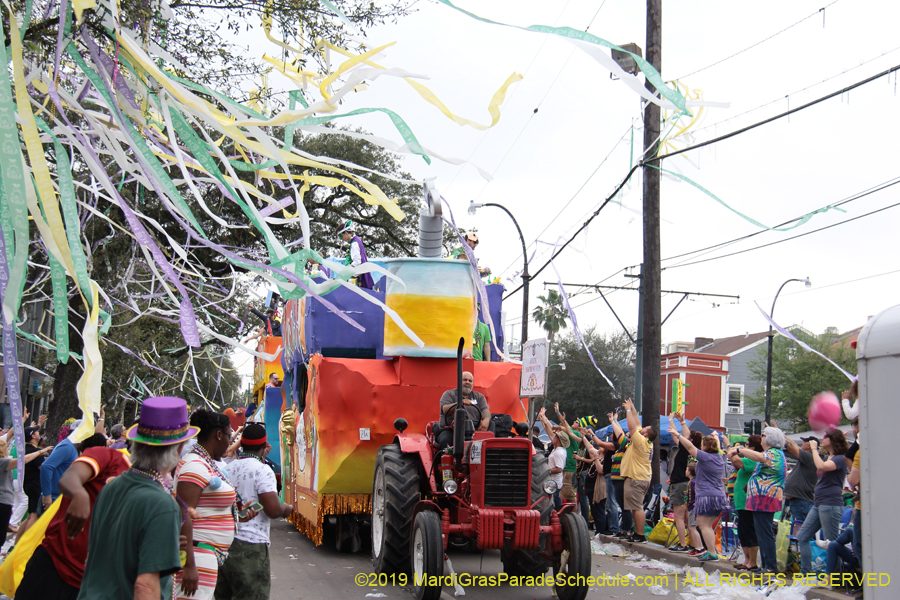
[668,425,698,458]
[623,398,640,434]
[608,412,624,440]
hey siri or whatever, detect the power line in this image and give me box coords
[691,43,900,136]
[503,62,900,300]
[664,197,900,270]
[659,175,900,264]
[496,124,634,278]
[676,1,840,80]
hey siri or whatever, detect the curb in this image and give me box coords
[594,534,852,600]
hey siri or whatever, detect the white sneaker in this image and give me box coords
[816,539,830,550]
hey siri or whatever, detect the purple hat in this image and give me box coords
[126,397,199,446]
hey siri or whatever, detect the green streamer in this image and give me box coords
[649,165,846,231]
[48,254,70,363]
[432,0,688,115]
[295,107,431,164]
[0,20,30,322]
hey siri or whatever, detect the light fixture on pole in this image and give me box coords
[467,201,530,351]
[765,277,811,422]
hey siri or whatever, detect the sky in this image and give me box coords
[232,0,900,377]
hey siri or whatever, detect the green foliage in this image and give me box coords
[546,328,635,423]
[745,332,857,432]
[532,289,569,343]
[8,0,414,99]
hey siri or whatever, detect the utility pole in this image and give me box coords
[642,0,663,491]
[626,267,644,409]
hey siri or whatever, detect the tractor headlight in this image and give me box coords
[542,479,558,495]
[442,479,459,494]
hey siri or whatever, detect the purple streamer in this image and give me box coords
[0,228,27,488]
[81,33,201,347]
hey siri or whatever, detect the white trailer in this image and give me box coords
[855,304,900,598]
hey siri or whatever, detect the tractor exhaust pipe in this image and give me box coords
[454,337,465,469]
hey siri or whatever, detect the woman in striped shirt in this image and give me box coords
[175,410,240,600]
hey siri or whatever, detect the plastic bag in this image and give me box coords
[776,519,791,572]
[647,517,676,546]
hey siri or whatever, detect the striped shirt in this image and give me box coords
[175,454,237,552]
[611,433,629,481]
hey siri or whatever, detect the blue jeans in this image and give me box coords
[612,479,632,533]
[826,526,858,575]
[785,498,813,525]
[852,509,861,570]
[576,472,591,525]
[605,475,620,532]
[752,511,778,572]
[553,489,561,510]
[798,504,843,573]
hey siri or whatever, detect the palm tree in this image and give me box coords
[532,290,569,343]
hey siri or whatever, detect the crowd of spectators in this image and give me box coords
[0,397,291,600]
[545,385,863,594]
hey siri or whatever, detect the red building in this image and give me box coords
[659,351,729,430]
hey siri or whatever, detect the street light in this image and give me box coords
[765,277,811,422]
[467,201,530,350]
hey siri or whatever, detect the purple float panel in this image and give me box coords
[304,284,386,360]
[485,283,505,362]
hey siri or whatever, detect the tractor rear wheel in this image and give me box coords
[500,452,552,577]
[372,444,420,574]
[553,512,591,600]
[411,511,444,600]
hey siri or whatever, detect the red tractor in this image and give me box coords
[371,340,591,600]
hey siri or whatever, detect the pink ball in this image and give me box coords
[808,392,842,431]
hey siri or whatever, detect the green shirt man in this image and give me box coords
[473,321,492,361]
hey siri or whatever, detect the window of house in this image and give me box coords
[727,385,744,414]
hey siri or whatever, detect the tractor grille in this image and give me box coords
[483,448,530,507]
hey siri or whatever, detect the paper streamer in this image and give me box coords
[649,165,846,231]
[539,241,616,391]
[754,301,854,382]
[439,196,515,364]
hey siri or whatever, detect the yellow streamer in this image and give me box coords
[321,39,522,131]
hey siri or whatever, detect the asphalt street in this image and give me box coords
[269,519,729,600]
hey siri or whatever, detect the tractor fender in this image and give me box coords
[555,503,577,518]
[394,433,437,492]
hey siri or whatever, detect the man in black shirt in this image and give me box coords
[783,436,818,525]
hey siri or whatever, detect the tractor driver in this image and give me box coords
[436,371,494,450]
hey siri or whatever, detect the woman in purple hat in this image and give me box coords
[77,396,199,600]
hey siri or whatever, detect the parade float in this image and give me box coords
[251,253,526,549]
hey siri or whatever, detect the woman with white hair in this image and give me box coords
[735,426,787,574]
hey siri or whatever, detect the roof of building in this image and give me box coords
[695,331,770,356]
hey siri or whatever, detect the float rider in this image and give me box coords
[336,220,374,290]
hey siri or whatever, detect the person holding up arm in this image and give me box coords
[668,423,727,562]
[619,398,657,544]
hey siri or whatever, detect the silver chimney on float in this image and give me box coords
[418,180,443,258]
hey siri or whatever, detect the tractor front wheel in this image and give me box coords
[553,512,591,600]
[372,444,420,574]
[411,511,444,600]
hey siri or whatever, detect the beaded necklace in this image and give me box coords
[128,466,190,525]
[237,450,265,464]
[188,442,243,510]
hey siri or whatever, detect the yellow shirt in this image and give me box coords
[853,450,861,510]
[620,429,652,481]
